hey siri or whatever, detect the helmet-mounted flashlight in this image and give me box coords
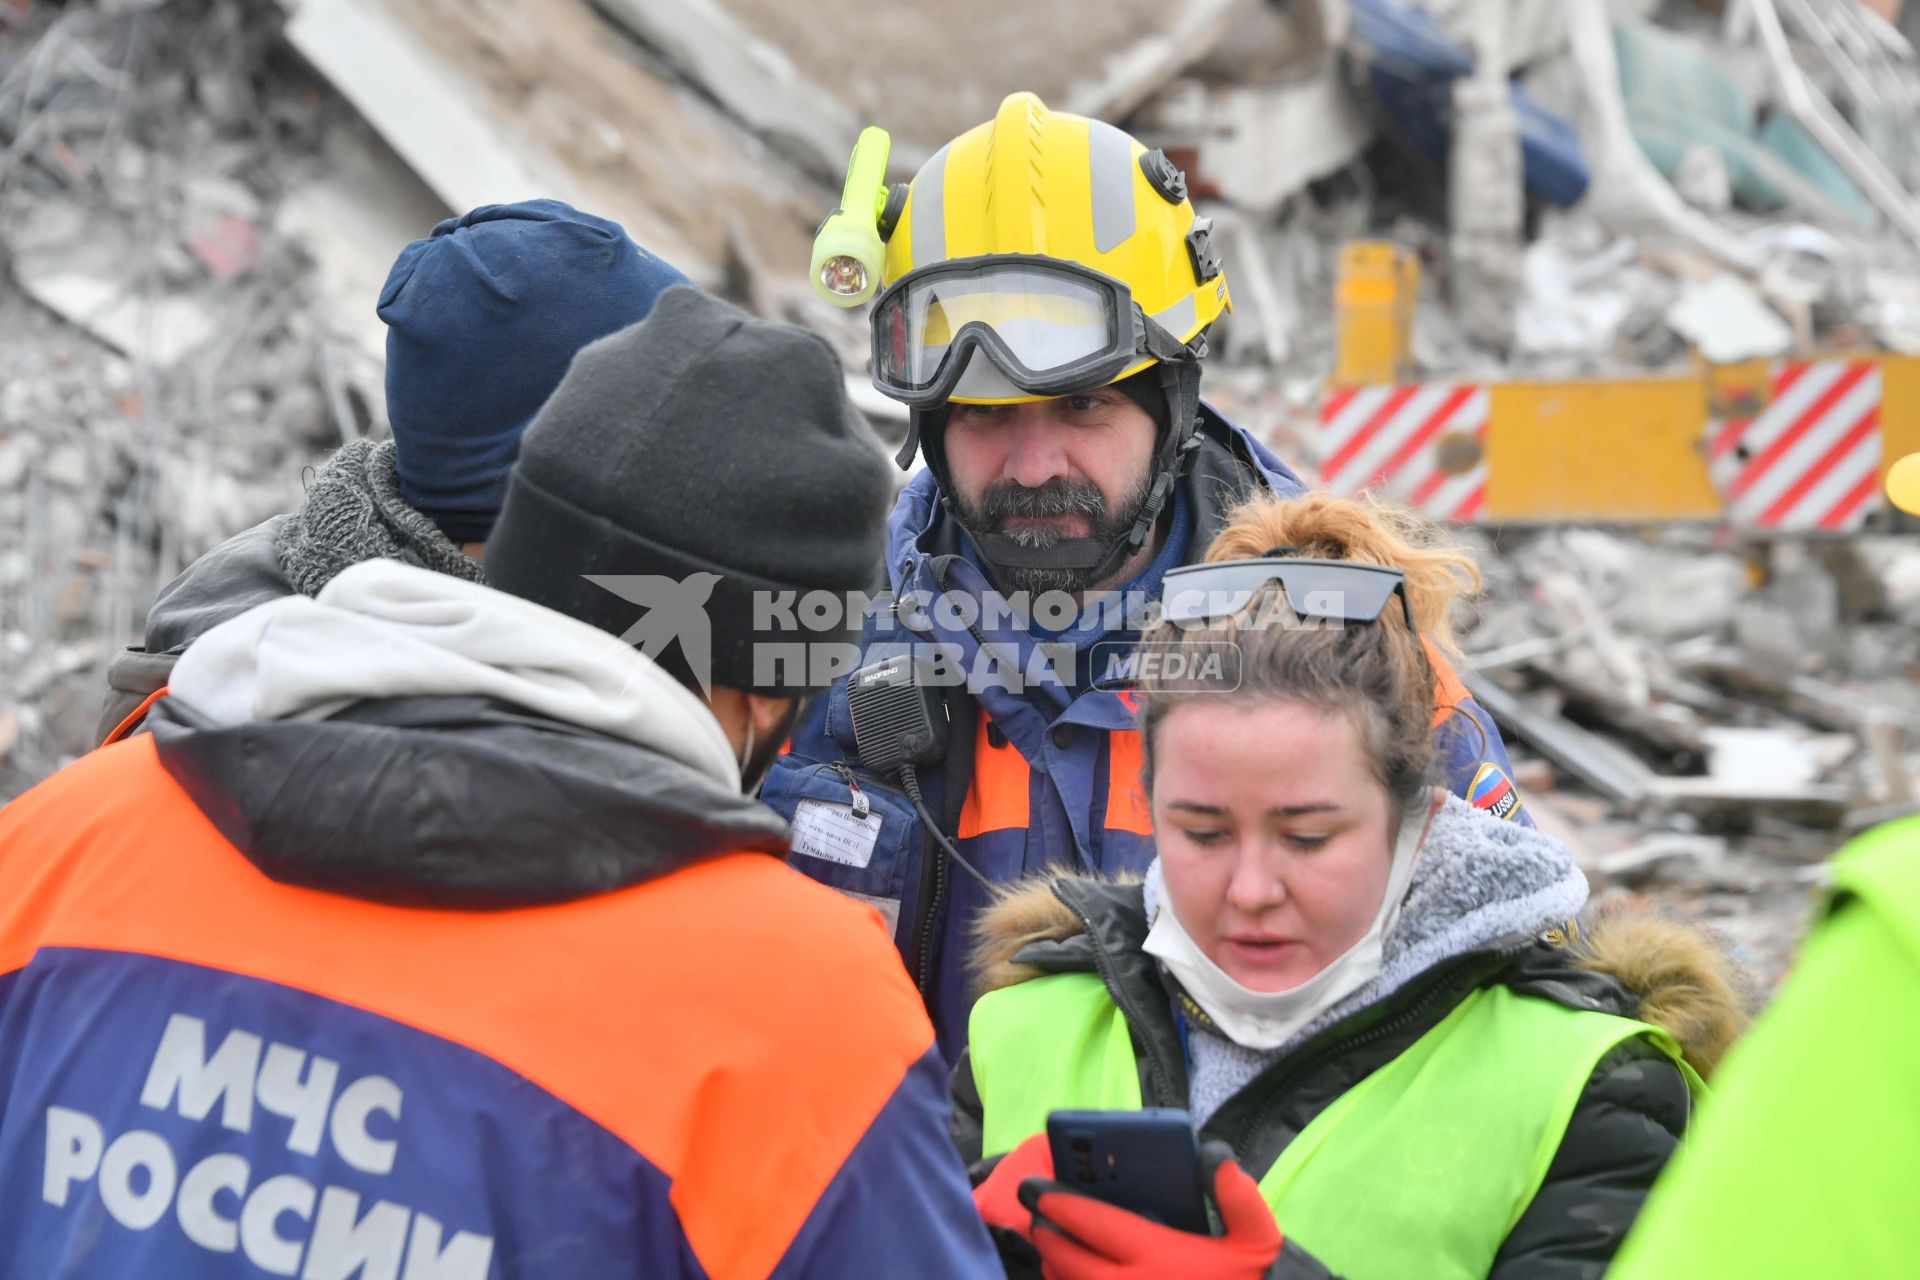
[810,126,901,308]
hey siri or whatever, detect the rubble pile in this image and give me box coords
[0,2,387,789]
[1458,525,1920,986]
[4,0,1919,989]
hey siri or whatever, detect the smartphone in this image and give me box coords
[1045,1107,1212,1235]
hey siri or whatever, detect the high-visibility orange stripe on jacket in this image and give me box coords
[0,737,997,1278]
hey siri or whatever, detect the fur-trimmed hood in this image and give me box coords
[970,796,1748,1077]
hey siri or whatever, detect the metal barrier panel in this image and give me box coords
[1319,357,1917,528]
[1319,383,1490,522]
[1706,359,1884,531]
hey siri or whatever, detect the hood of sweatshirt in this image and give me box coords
[151,559,789,907]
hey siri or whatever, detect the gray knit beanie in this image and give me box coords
[484,286,894,694]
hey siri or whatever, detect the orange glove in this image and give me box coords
[973,1133,1056,1242]
[1021,1151,1282,1280]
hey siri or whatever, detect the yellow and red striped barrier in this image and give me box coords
[1320,384,1490,523]
[1316,355,1920,529]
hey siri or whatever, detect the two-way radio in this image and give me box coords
[844,654,992,890]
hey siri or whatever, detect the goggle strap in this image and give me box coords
[894,416,923,470]
[1141,315,1187,363]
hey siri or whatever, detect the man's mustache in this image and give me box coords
[978,478,1106,525]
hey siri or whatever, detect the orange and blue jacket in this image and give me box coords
[764,405,1530,1060]
[0,697,998,1278]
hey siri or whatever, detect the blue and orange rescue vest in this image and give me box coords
[0,736,996,1278]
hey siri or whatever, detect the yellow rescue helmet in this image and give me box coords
[882,92,1230,404]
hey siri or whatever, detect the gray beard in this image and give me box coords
[961,473,1153,599]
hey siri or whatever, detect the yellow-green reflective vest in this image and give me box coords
[1830,814,1920,956]
[969,971,1704,1280]
[1606,815,1920,1279]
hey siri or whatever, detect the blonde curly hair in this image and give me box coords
[1139,492,1482,822]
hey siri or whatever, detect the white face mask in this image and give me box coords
[1142,796,1434,1050]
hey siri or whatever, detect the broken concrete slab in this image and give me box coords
[1702,726,1855,790]
[1467,674,1656,808]
[1525,656,1711,774]
[1058,0,1245,128]
[1189,0,1340,84]
[590,0,860,180]
[1665,273,1795,362]
[1648,774,1853,829]
[610,0,1247,170]
[1682,650,1885,736]
[275,124,451,364]
[10,205,217,367]
[1595,834,1729,889]
[281,0,825,290]
[283,0,565,226]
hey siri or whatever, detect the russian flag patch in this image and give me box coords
[1469,762,1526,823]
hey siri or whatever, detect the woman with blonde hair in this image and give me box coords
[956,493,1743,1280]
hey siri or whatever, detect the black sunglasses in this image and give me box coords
[1158,554,1415,630]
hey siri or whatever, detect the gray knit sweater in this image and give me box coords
[275,438,487,599]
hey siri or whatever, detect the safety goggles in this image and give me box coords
[1158,556,1415,630]
[870,255,1184,408]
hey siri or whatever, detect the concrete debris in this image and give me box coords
[1836,538,1920,626]
[1465,674,1656,808]
[273,127,451,364]
[1665,273,1796,362]
[1448,75,1525,351]
[590,0,859,181]
[282,0,824,291]
[1515,233,1638,357]
[1672,143,1734,213]
[594,0,1250,170]
[1462,511,1920,991]
[1133,70,1375,215]
[11,204,219,367]
[1702,726,1856,791]
[1595,835,1729,890]
[1649,774,1853,831]
[280,0,578,232]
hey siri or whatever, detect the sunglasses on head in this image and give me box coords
[1158,551,1415,630]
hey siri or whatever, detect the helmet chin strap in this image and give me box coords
[955,352,1205,589]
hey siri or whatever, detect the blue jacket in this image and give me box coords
[763,405,1527,1060]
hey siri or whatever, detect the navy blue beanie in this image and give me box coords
[377,199,691,542]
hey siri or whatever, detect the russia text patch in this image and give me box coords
[1469,762,1526,823]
